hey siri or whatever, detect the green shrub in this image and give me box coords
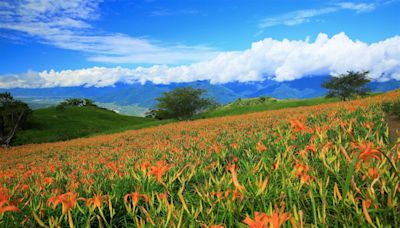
[382,100,400,118]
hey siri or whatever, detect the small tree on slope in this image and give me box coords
[153,87,218,120]
[322,71,371,101]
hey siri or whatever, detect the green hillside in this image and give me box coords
[12,94,378,146]
[12,106,168,145]
[198,96,340,118]
[11,97,337,146]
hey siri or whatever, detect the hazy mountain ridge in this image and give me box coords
[2,76,400,116]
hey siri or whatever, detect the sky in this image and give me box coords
[0,0,399,88]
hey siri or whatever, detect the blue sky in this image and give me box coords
[0,0,399,88]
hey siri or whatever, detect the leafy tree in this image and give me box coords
[57,98,97,109]
[0,92,32,147]
[152,87,218,120]
[322,71,371,101]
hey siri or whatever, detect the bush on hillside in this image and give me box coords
[382,100,400,118]
[231,96,277,107]
[56,98,97,110]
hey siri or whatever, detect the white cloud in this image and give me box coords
[337,2,376,13]
[1,33,400,88]
[0,0,217,64]
[150,8,200,17]
[259,8,337,28]
[258,2,377,29]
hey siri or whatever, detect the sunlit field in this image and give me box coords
[1,91,400,227]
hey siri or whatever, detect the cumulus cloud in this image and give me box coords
[0,0,217,64]
[1,33,399,88]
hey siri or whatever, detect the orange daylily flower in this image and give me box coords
[69,180,80,191]
[157,192,168,201]
[140,161,151,172]
[243,209,291,228]
[364,122,373,130]
[294,163,309,177]
[213,145,220,154]
[352,142,381,163]
[19,184,29,191]
[295,162,311,185]
[268,210,291,228]
[0,200,19,214]
[47,192,79,215]
[106,162,119,172]
[244,212,269,228]
[257,142,267,152]
[231,143,239,150]
[124,192,149,207]
[86,194,109,209]
[149,161,169,181]
[289,119,306,134]
[23,170,33,179]
[226,164,245,191]
[298,149,307,158]
[368,168,379,179]
[42,177,54,186]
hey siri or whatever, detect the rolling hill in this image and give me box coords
[12,106,168,145]
[198,96,340,118]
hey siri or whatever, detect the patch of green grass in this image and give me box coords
[197,97,340,118]
[12,106,166,145]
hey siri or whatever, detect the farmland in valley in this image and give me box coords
[0,91,399,227]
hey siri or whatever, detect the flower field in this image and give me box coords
[1,91,400,227]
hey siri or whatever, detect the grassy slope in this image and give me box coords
[12,97,340,145]
[12,96,352,145]
[12,106,169,145]
[198,96,340,118]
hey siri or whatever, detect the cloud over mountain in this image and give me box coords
[1,32,399,88]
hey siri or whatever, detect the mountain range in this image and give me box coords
[1,76,400,116]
